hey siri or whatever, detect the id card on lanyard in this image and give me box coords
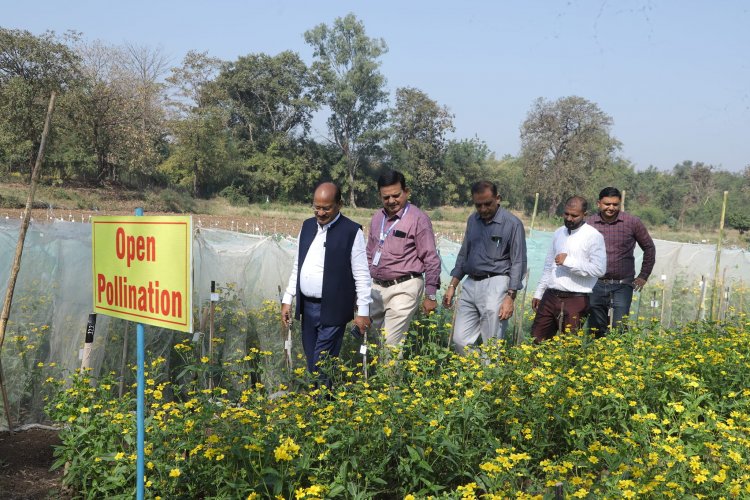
[372,203,410,267]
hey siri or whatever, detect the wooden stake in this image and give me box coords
[709,191,728,320]
[0,92,56,431]
[529,193,539,236]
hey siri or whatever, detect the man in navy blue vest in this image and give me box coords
[281,182,372,376]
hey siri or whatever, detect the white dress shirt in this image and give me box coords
[282,213,371,316]
[533,223,607,299]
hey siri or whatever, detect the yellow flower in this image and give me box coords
[384,425,392,437]
[169,468,181,478]
[274,436,300,462]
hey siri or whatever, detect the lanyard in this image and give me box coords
[378,203,410,247]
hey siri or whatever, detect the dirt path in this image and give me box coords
[0,428,68,499]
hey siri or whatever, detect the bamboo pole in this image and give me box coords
[621,190,626,212]
[0,92,56,431]
[528,193,539,236]
[709,191,728,321]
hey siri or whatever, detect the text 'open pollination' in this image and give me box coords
[92,216,193,332]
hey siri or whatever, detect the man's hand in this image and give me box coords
[281,303,292,328]
[423,297,438,315]
[532,298,541,312]
[353,315,371,334]
[498,295,514,320]
[443,286,455,308]
[554,253,567,266]
[632,277,647,292]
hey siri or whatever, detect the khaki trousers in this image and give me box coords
[370,276,424,346]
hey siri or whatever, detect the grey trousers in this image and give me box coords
[452,275,510,355]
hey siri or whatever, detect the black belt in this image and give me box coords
[373,272,422,288]
[548,289,587,298]
[302,295,322,303]
[469,272,503,281]
[599,278,631,285]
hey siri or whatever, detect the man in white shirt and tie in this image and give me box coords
[530,196,606,343]
[281,182,371,376]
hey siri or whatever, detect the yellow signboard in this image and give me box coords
[92,216,193,332]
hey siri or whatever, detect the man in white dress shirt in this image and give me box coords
[530,196,606,343]
[281,182,371,375]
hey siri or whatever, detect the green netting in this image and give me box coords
[1,219,749,429]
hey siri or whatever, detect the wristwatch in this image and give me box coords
[506,290,517,300]
[426,294,437,301]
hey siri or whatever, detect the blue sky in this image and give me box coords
[4,0,749,171]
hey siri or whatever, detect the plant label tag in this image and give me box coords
[284,340,292,350]
[211,293,219,302]
[360,344,367,355]
[372,250,381,267]
[192,331,201,342]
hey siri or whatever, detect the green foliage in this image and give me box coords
[215,51,317,150]
[0,28,80,171]
[304,13,389,207]
[219,185,247,207]
[520,96,622,216]
[631,205,667,226]
[145,188,196,213]
[45,314,750,498]
[386,87,454,207]
[727,213,750,235]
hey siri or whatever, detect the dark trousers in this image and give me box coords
[587,281,634,337]
[301,300,345,375]
[531,289,589,343]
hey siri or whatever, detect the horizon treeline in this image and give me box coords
[1,17,749,232]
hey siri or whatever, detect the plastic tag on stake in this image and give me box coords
[360,344,367,355]
[211,293,219,302]
[284,340,292,350]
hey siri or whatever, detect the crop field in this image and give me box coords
[29,306,750,498]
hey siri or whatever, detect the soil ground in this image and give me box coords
[0,428,68,499]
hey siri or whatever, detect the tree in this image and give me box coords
[727,213,750,235]
[441,137,491,205]
[216,51,317,150]
[56,41,133,182]
[519,96,621,216]
[387,87,454,206]
[0,28,80,173]
[671,161,715,228]
[304,13,389,207]
[118,43,170,183]
[163,51,238,196]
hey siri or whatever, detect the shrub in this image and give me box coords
[146,188,196,213]
[219,185,248,207]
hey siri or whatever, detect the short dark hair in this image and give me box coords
[598,187,622,200]
[470,180,498,197]
[377,170,406,190]
[314,180,342,204]
[565,195,589,213]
